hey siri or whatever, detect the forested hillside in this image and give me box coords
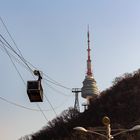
[31,69,140,140]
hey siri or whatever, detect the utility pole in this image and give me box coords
[72,88,81,112]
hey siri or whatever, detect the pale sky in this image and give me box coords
[1,0,140,140]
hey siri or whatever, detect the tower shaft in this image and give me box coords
[81,27,99,104]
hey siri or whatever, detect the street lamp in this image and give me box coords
[102,116,113,140]
[112,125,140,138]
[73,116,140,140]
[74,127,109,139]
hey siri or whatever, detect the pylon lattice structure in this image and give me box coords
[72,88,81,112]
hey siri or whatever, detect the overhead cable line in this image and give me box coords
[24,63,72,91]
[0,42,58,117]
[43,73,72,90]
[0,43,26,85]
[0,34,33,73]
[0,33,71,91]
[0,18,72,108]
[0,41,50,120]
[36,103,49,122]
[44,93,57,116]
[0,16,23,58]
[0,16,34,75]
[0,94,71,112]
[0,17,73,122]
[0,16,72,91]
[0,16,69,88]
[0,96,52,112]
[45,82,72,97]
[0,42,69,116]
[0,34,71,91]
[44,78,71,90]
[0,38,49,121]
[0,42,31,74]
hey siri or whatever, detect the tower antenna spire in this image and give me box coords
[87,25,92,76]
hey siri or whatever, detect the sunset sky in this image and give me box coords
[1,0,140,139]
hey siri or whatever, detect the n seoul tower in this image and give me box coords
[81,27,99,106]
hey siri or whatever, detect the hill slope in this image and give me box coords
[31,69,140,140]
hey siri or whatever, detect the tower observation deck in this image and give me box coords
[81,28,99,103]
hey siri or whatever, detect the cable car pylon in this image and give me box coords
[72,88,81,112]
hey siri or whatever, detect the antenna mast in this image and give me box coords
[87,25,92,77]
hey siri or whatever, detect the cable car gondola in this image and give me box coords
[27,70,43,102]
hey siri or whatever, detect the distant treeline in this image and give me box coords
[30,69,140,140]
